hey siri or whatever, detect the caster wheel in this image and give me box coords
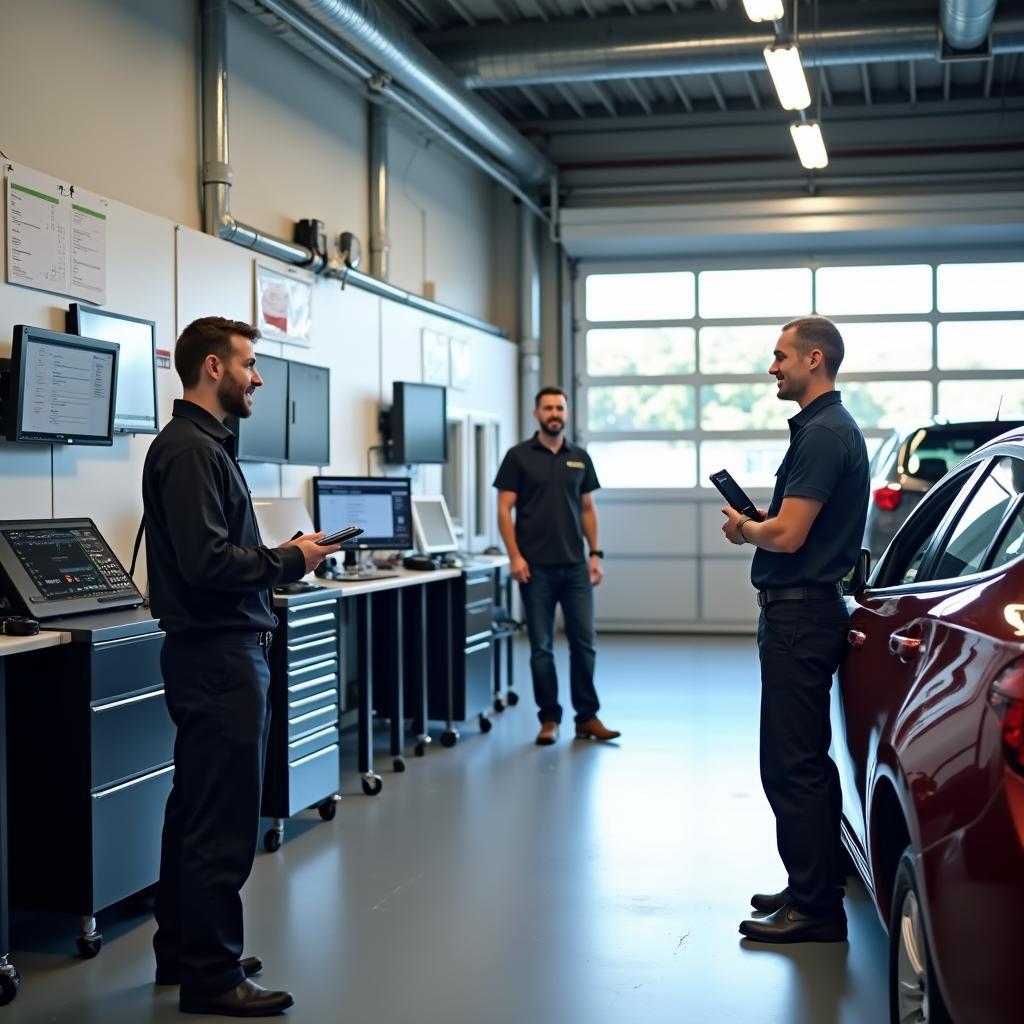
[76,935,103,959]
[507,690,520,706]
[440,729,459,748]
[393,756,406,773]
[0,968,20,1006]
[494,698,507,713]
[263,829,282,853]
[361,774,383,796]
[414,742,426,757]
[317,799,338,821]
[479,714,493,734]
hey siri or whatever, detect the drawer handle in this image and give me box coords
[95,632,166,650]
[92,688,165,712]
[288,672,338,694]
[287,658,338,679]
[465,630,492,646]
[289,599,337,613]
[287,636,336,652]
[289,704,338,726]
[290,613,336,628]
[288,725,336,750]
[289,743,339,769]
[465,641,490,655]
[288,688,337,710]
[92,762,174,799]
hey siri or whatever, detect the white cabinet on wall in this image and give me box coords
[442,411,501,553]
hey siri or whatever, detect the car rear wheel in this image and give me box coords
[889,848,952,1024]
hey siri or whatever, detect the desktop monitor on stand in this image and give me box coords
[312,476,413,577]
[411,496,459,564]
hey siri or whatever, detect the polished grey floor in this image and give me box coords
[6,636,890,1023]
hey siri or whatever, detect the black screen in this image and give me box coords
[313,477,413,549]
[390,382,446,464]
[3,526,134,601]
[236,354,289,463]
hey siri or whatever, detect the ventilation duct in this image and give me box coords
[942,0,999,51]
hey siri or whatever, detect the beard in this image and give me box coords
[219,376,254,419]
[539,417,564,437]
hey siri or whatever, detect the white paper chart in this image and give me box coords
[5,162,108,303]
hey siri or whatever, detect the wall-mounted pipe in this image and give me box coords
[200,0,505,337]
[517,202,542,437]
[369,103,390,281]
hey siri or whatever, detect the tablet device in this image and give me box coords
[709,470,765,521]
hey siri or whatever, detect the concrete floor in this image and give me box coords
[5,635,891,1024]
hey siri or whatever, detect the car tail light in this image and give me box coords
[872,485,903,512]
[989,658,1024,775]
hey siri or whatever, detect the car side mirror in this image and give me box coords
[912,457,947,484]
[843,548,871,596]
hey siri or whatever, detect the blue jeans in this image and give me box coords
[520,562,599,725]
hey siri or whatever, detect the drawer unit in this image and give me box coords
[90,686,175,789]
[264,590,345,833]
[465,598,493,643]
[90,633,164,703]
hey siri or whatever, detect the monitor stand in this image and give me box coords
[342,548,397,581]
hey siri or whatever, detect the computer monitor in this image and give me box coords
[411,495,458,554]
[2,326,118,446]
[312,477,413,555]
[387,382,447,464]
[66,304,159,434]
[234,353,289,463]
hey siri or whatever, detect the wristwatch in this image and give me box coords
[589,550,604,559]
[736,515,753,542]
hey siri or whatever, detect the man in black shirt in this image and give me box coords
[719,316,868,944]
[494,387,620,746]
[143,317,339,1016]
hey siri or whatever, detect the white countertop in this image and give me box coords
[0,631,71,658]
[314,555,509,598]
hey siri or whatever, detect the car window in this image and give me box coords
[871,430,900,479]
[903,427,992,482]
[927,458,1024,580]
[989,503,1024,570]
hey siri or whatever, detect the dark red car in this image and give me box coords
[833,426,1024,1024]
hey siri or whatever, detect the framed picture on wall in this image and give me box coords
[450,336,471,391]
[422,329,450,386]
[254,260,314,347]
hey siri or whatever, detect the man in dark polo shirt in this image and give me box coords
[143,317,339,1016]
[720,316,868,944]
[494,386,620,746]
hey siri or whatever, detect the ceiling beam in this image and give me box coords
[624,78,654,114]
[706,73,728,112]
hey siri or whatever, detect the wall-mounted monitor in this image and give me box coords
[66,303,159,434]
[313,476,413,551]
[287,361,330,465]
[411,495,458,554]
[386,382,447,464]
[2,326,118,446]
[233,353,289,463]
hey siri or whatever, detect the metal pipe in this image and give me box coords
[425,3,1024,88]
[942,0,999,51]
[369,103,390,280]
[282,0,554,185]
[200,0,505,336]
[517,202,542,436]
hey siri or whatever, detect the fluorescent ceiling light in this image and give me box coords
[763,43,812,111]
[790,121,829,169]
[742,0,785,21]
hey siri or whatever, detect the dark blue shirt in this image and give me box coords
[751,391,869,589]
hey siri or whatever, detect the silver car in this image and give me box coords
[863,420,1024,561]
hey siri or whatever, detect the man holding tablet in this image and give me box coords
[719,317,868,944]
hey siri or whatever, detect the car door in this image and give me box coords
[831,461,987,868]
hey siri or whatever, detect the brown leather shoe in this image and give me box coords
[575,717,621,741]
[536,721,559,745]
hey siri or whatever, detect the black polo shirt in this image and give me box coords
[493,434,600,565]
[142,399,305,634]
[751,391,869,589]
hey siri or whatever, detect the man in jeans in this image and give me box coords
[494,387,620,746]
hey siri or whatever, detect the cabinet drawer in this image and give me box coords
[91,687,175,790]
[287,658,338,690]
[287,686,338,719]
[464,574,493,606]
[465,599,493,644]
[287,600,340,641]
[286,633,339,669]
[288,702,338,741]
[91,763,174,911]
[288,724,339,762]
[90,633,165,703]
[287,743,339,815]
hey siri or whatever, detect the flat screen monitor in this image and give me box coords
[313,476,413,550]
[234,353,289,463]
[67,303,158,434]
[3,326,118,446]
[411,495,458,554]
[388,382,447,464]
[0,518,143,619]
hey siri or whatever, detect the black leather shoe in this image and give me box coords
[750,887,791,913]
[179,979,293,1017]
[157,955,263,986]
[739,903,847,944]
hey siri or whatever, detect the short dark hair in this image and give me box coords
[535,386,568,408]
[175,317,260,388]
[782,316,845,378]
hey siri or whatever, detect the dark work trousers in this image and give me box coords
[153,633,272,995]
[757,597,850,915]
[520,562,599,725]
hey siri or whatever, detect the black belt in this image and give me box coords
[757,584,843,608]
